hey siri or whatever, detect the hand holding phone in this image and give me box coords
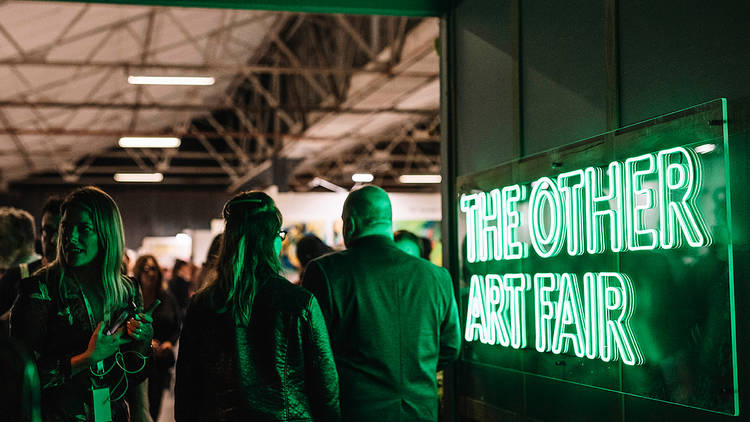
[105,310,130,336]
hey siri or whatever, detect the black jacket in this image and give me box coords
[175,275,340,421]
[11,267,151,422]
[302,235,461,422]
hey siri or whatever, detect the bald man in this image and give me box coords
[302,186,460,421]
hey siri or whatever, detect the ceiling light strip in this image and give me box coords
[127,76,215,86]
[114,173,164,183]
[118,137,181,148]
[399,174,442,184]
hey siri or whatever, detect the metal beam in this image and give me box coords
[0,100,436,115]
[12,176,232,186]
[0,126,439,142]
[69,165,240,175]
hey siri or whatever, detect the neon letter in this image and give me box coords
[552,273,586,357]
[464,274,486,342]
[657,147,712,249]
[529,177,565,258]
[478,189,503,261]
[502,185,529,260]
[557,170,586,256]
[484,274,510,345]
[597,272,643,365]
[583,272,598,359]
[584,162,626,254]
[460,194,480,263]
[534,273,558,353]
[503,273,530,349]
[625,154,658,250]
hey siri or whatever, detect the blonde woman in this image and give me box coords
[175,191,340,421]
[12,186,153,421]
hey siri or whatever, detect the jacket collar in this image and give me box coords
[349,234,395,249]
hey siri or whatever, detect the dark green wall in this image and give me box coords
[43,0,447,16]
[441,0,750,420]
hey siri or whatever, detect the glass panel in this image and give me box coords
[456,99,737,415]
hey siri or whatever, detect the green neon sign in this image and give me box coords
[461,147,711,263]
[457,99,738,415]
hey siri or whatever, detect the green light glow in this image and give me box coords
[596,272,643,366]
[460,147,709,260]
[533,273,557,353]
[468,270,642,365]
[624,154,658,251]
[557,170,587,256]
[457,99,737,415]
[502,185,529,260]
[584,163,626,254]
[529,178,565,258]
[459,194,480,263]
[656,147,711,248]
[464,273,528,349]
[552,273,586,357]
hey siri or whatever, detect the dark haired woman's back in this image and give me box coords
[175,275,340,422]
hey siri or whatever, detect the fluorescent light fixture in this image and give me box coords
[695,143,716,154]
[352,173,374,183]
[309,177,347,193]
[118,137,181,148]
[127,75,215,86]
[114,172,164,183]
[399,174,442,184]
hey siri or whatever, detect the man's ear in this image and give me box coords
[344,216,356,238]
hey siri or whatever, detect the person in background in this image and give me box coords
[302,185,461,422]
[0,207,39,279]
[133,254,181,421]
[11,186,153,422]
[175,191,339,421]
[0,197,63,318]
[168,259,191,314]
[0,205,45,335]
[295,234,333,284]
[193,233,222,293]
[39,197,64,266]
[420,236,433,261]
[393,230,424,258]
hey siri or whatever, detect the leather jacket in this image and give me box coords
[175,275,340,421]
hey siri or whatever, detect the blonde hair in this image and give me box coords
[56,186,130,322]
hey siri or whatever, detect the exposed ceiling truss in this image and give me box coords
[0,3,440,192]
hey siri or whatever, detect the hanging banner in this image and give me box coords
[457,99,737,415]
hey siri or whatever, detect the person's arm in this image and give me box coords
[437,268,461,370]
[174,302,202,422]
[301,261,334,329]
[0,266,21,316]
[303,296,341,421]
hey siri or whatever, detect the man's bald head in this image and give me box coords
[342,185,393,246]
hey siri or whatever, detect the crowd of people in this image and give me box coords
[0,184,460,422]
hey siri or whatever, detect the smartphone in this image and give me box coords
[105,309,130,336]
[146,299,162,315]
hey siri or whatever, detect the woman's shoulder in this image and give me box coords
[261,275,315,312]
[20,266,60,298]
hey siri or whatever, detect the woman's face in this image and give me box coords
[140,258,160,289]
[60,205,99,268]
[274,234,283,257]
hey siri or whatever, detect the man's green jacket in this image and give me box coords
[302,234,461,422]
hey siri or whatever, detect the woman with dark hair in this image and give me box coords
[295,234,333,284]
[133,254,181,420]
[175,191,340,421]
[12,186,153,421]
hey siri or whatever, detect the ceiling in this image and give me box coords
[0,1,440,192]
